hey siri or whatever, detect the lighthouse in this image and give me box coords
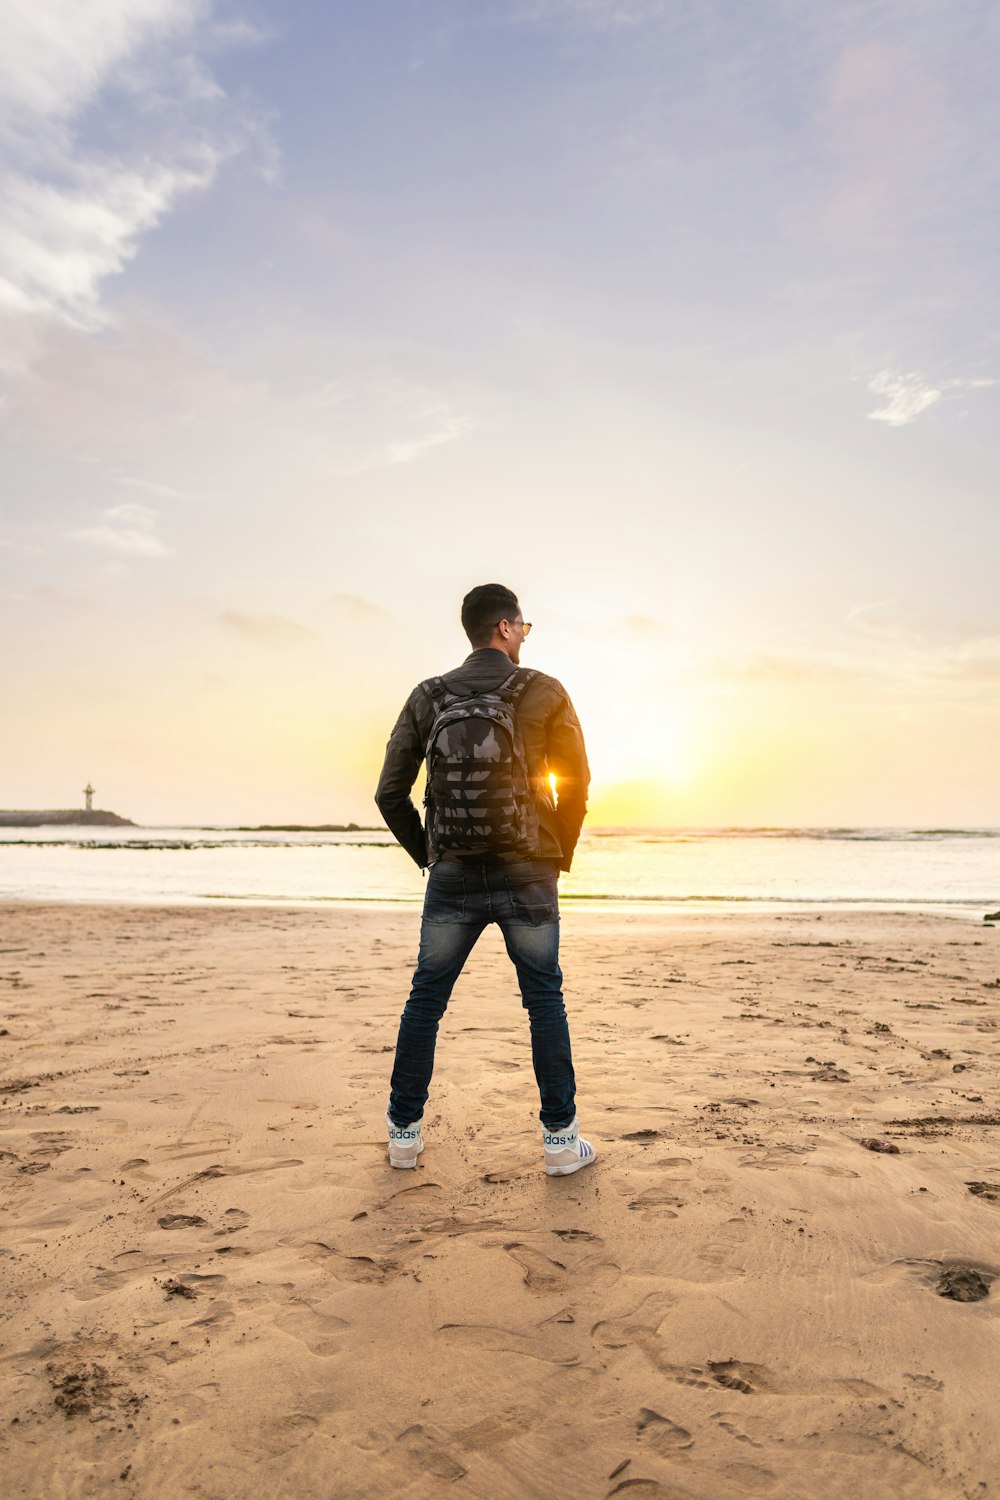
[83,783,95,813]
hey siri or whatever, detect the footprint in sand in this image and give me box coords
[715,1417,764,1448]
[77,1248,190,1298]
[419,1211,503,1237]
[636,1407,694,1453]
[627,1187,684,1214]
[373,1181,443,1214]
[437,1321,579,1367]
[28,1131,75,1158]
[481,1166,533,1183]
[717,1461,779,1492]
[394,1424,468,1481]
[245,1411,321,1459]
[503,1237,621,1294]
[273,1303,350,1358]
[185,1302,235,1331]
[503,1242,568,1292]
[453,1404,537,1453]
[290,1240,398,1284]
[214,1206,251,1236]
[739,1144,814,1171]
[697,1217,752,1273]
[904,1372,944,1391]
[862,1254,999,1296]
[591,1294,676,1358]
[708,1359,782,1394]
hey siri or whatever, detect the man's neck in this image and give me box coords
[487,638,518,665]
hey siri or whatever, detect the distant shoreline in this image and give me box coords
[231,824,384,833]
[0,815,384,833]
[0,810,135,828]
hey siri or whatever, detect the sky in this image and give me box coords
[2,0,999,828]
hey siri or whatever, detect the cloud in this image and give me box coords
[718,607,1000,700]
[329,594,390,622]
[1,152,227,342]
[619,614,674,636]
[864,367,997,426]
[331,389,474,475]
[0,0,269,365]
[67,501,170,556]
[0,316,478,514]
[866,369,941,426]
[118,474,214,502]
[218,611,320,647]
[384,406,473,466]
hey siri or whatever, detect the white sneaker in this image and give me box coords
[387,1112,424,1169]
[542,1118,596,1177]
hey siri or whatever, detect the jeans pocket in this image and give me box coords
[504,864,558,926]
[425,865,466,923]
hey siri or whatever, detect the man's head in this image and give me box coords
[461,583,531,664]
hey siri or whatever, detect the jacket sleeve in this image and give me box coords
[374,691,429,869]
[545,688,590,872]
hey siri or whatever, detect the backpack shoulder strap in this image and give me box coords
[496,667,537,706]
[420,676,451,711]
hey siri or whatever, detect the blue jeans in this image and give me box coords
[388,858,576,1130]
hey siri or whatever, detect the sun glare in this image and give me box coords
[582,695,695,790]
[534,626,699,826]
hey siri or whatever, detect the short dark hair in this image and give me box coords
[461,584,520,648]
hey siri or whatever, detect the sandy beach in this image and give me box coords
[1,899,999,1499]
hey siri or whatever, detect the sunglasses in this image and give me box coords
[496,618,532,635]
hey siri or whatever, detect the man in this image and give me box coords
[375,583,596,1177]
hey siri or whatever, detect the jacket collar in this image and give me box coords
[464,647,515,667]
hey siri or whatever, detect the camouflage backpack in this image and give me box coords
[422,668,539,855]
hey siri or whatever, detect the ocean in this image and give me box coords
[0,826,997,918]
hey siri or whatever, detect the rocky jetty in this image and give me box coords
[0,809,135,828]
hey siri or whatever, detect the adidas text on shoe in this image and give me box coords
[387,1113,424,1169]
[542,1118,596,1177]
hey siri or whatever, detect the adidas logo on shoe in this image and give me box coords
[542,1118,597,1177]
[386,1113,424,1169]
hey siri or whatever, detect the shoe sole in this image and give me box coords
[389,1141,424,1169]
[545,1148,597,1177]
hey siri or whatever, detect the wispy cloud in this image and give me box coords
[329,594,390,621]
[218,611,320,648]
[619,614,674,636]
[864,367,996,426]
[866,369,942,426]
[383,405,473,467]
[67,501,170,556]
[118,474,214,503]
[0,1,270,369]
[328,387,475,475]
[718,606,1000,700]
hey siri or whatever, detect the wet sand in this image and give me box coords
[1,900,999,1499]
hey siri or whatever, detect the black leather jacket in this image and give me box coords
[375,647,590,872]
